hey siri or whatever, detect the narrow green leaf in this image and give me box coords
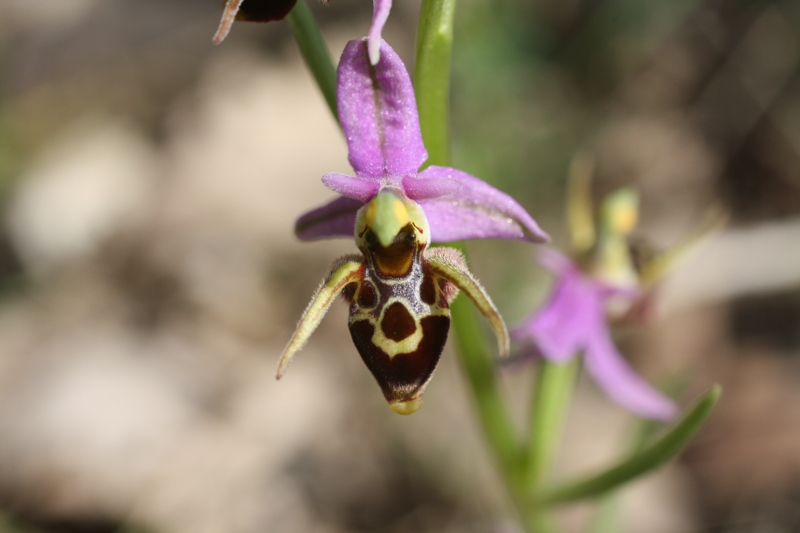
[287,0,338,120]
[538,384,721,505]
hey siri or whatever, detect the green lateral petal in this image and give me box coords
[537,385,721,506]
[424,248,509,358]
[276,255,365,379]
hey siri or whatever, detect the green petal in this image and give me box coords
[276,255,364,379]
[537,384,721,506]
[424,247,509,357]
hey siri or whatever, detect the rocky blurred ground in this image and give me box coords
[0,1,798,533]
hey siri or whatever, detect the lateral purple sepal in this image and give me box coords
[417,167,550,243]
[295,196,361,241]
[322,173,381,202]
[584,318,679,421]
[513,249,678,420]
[338,39,427,179]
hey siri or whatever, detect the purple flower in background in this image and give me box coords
[512,248,678,420]
[214,0,393,65]
[296,38,549,244]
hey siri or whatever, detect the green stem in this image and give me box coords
[414,0,456,166]
[414,1,531,527]
[519,359,578,532]
[526,359,579,490]
[287,0,337,120]
[448,260,522,490]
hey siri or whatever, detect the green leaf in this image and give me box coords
[287,0,338,120]
[538,384,721,505]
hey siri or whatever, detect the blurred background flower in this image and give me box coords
[0,0,798,532]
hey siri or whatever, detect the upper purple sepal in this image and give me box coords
[296,38,549,245]
[338,39,427,180]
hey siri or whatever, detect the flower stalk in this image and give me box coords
[526,359,579,491]
[415,0,456,167]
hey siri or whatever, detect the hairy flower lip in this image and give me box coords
[296,38,550,245]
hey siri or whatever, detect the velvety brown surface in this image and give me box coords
[349,316,450,402]
[380,301,417,342]
[235,0,297,23]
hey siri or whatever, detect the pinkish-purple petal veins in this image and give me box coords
[417,167,550,243]
[338,39,427,180]
[368,0,393,65]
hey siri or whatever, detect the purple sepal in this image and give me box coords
[295,39,549,248]
[584,319,679,421]
[417,167,550,243]
[322,173,381,202]
[513,249,678,421]
[295,196,361,241]
[338,39,427,179]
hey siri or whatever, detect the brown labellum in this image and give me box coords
[346,252,455,415]
[276,191,509,415]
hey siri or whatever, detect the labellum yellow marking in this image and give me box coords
[365,297,449,358]
[276,255,365,379]
[424,248,510,357]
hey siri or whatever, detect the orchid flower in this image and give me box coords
[277,38,549,415]
[512,164,679,421]
[213,0,394,65]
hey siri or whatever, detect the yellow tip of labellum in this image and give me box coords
[389,399,422,415]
